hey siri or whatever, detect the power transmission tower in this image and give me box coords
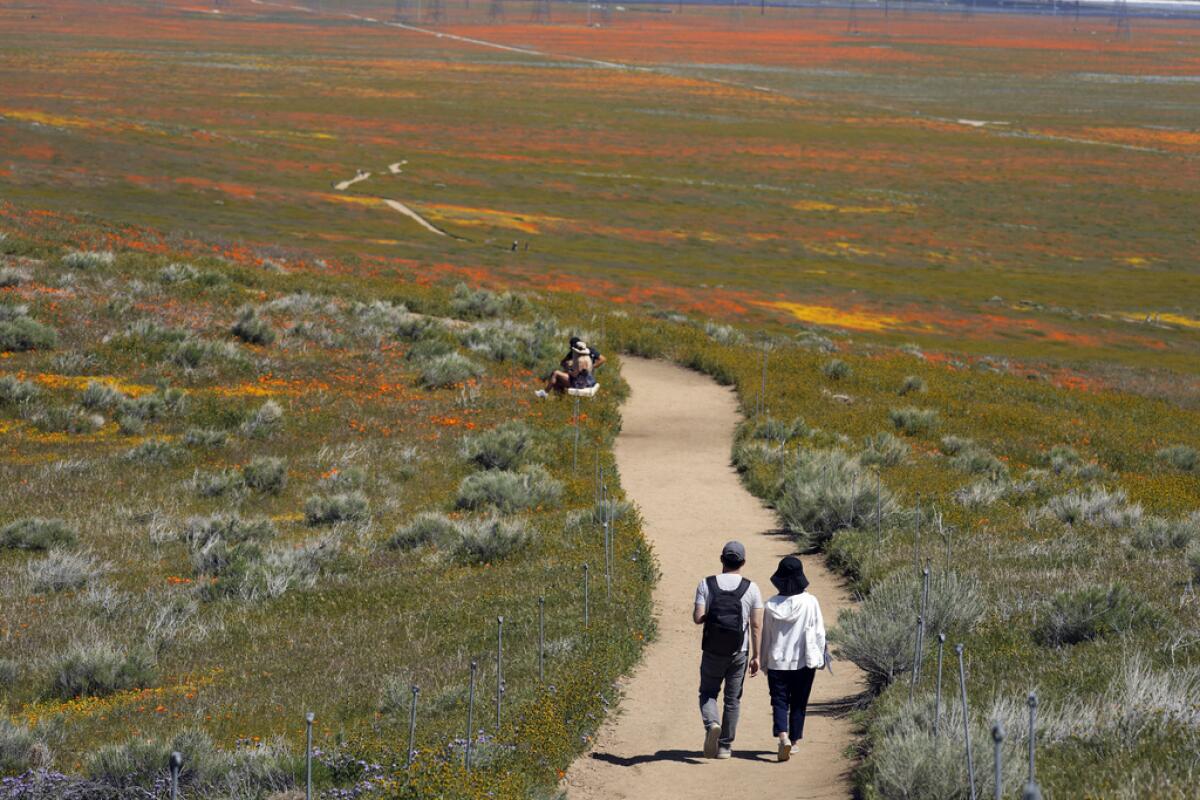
[393,0,409,21]
[1113,0,1131,39]
[599,0,612,25]
[531,0,550,23]
[424,0,444,23]
[488,0,504,20]
[846,0,858,34]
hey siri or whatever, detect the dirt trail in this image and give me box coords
[565,357,862,800]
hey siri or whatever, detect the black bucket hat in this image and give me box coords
[770,556,809,596]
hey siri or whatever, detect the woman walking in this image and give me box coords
[761,555,826,763]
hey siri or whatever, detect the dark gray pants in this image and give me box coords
[699,650,748,749]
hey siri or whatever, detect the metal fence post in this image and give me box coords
[496,616,505,731]
[992,721,1005,800]
[956,643,977,800]
[538,595,546,682]
[934,633,946,733]
[304,712,314,800]
[914,493,922,575]
[908,615,922,703]
[916,567,930,680]
[407,685,420,767]
[573,396,580,472]
[465,661,477,770]
[604,519,612,601]
[169,752,182,800]
[1022,691,1043,799]
[583,564,590,628]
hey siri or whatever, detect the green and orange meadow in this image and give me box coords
[2,0,1199,797]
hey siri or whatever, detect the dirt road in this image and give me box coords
[564,357,862,800]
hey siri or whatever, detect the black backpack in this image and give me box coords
[702,576,749,656]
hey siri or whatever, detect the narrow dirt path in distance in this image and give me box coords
[564,357,862,800]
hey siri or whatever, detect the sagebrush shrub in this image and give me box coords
[449,282,527,319]
[0,517,77,551]
[61,250,115,270]
[455,465,562,513]
[953,477,1038,509]
[890,407,938,436]
[463,421,535,470]
[158,262,200,283]
[703,321,746,346]
[418,352,484,389]
[50,643,156,699]
[0,719,41,773]
[1042,486,1142,528]
[0,267,29,288]
[123,438,182,464]
[242,456,287,494]
[231,306,276,346]
[834,571,983,692]
[318,466,367,491]
[0,375,38,405]
[822,358,851,380]
[776,448,899,549]
[27,550,107,593]
[747,415,809,444]
[950,446,1008,480]
[898,375,926,395]
[79,381,127,411]
[87,727,294,793]
[388,512,460,551]
[1034,584,1160,647]
[860,432,910,468]
[170,337,245,369]
[193,468,245,498]
[184,514,275,550]
[304,491,369,525]
[31,405,102,435]
[242,400,284,439]
[1187,546,1200,584]
[183,427,228,448]
[0,315,58,352]
[461,319,555,367]
[452,517,532,565]
[1156,444,1199,472]
[1130,515,1197,551]
[394,311,445,342]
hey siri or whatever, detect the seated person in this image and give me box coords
[537,339,595,397]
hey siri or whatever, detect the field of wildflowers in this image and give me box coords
[2,1,1199,796]
[1,0,1197,392]
[597,312,1200,798]
[0,215,654,797]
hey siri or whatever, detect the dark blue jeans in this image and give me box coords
[767,667,817,742]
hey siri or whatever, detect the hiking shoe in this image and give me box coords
[716,747,732,760]
[777,740,791,763]
[534,389,548,399]
[703,724,721,758]
[791,743,800,755]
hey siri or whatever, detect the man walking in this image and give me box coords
[693,540,764,759]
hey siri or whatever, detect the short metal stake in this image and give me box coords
[934,633,946,733]
[465,661,477,770]
[304,712,314,800]
[1023,691,1043,800]
[992,721,1005,800]
[914,493,922,575]
[957,644,976,800]
[169,752,182,800]
[908,615,922,702]
[406,685,420,767]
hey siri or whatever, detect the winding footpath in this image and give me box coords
[565,357,862,800]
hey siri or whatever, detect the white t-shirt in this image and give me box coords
[695,574,764,654]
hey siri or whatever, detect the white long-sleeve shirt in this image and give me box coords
[762,592,826,670]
